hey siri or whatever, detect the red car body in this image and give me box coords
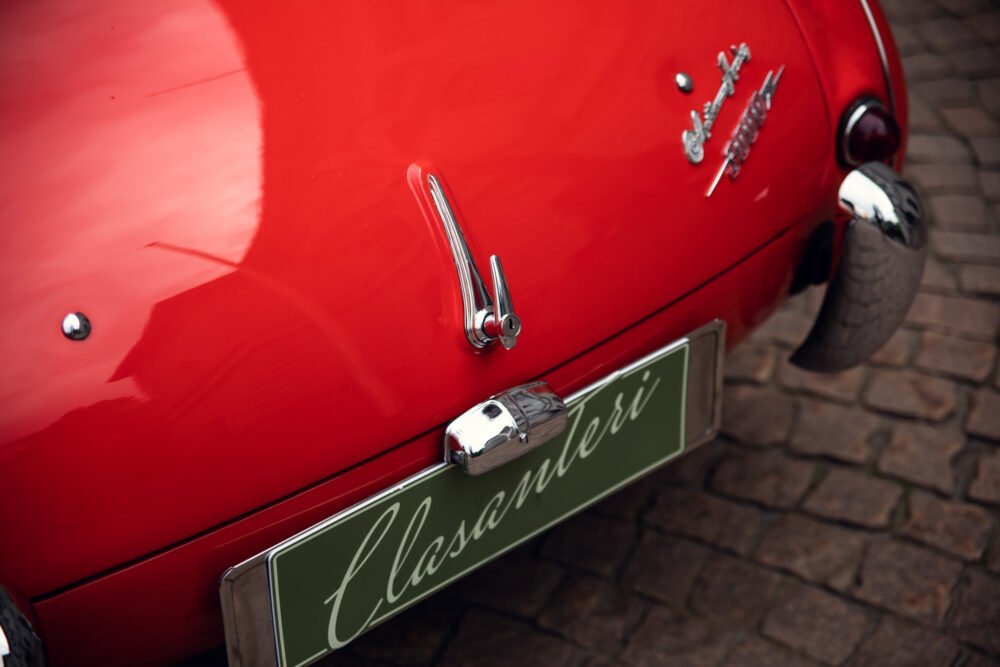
[0,1,908,664]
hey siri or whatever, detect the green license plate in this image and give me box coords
[268,339,689,667]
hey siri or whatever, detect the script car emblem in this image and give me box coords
[706,65,785,197]
[681,43,751,164]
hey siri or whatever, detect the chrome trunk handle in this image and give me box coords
[427,174,521,350]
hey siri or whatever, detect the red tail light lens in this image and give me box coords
[842,101,901,166]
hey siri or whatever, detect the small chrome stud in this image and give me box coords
[675,72,694,93]
[62,312,92,341]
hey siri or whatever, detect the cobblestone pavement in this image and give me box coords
[186,3,1000,667]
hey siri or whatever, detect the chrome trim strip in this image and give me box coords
[858,0,896,115]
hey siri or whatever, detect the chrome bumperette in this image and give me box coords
[858,0,896,116]
[792,162,925,372]
[445,382,568,476]
[0,624,9,667]
[427,174,521,350]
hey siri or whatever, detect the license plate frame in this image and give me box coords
[220,320,724,667]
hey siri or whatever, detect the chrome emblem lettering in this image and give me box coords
[707,66,785,197]
[682,43,751,164]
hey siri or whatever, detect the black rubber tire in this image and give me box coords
[791,166,925,373]
[0,589,45,667]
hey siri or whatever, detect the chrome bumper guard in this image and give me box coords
[792,162,925,372]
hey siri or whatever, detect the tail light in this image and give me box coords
[841,99,901,167]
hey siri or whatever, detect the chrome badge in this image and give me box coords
[707,65,785,197]
[682,43,751,164]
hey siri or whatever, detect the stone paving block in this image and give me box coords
[690,555,783,628]
[902,491,993,560]
[916,331,996,381]
[981,170,1000,201]
[949,570,1000,654]
[891,24,924,56]
[541,511,635,577]
[938,0,997,17]
[962,653,1000,667]
[904,52,954,80]
[979,77,1000,116]
[350,595,461,666]
[967,389,1000,441]
[453,546,563,617]
[590,476,654,519]
[778,361,865,403]
[914,78,978,107]
[621,607,731,667]
[916,17,985,52]
[928,193,991,229]
[864,368,957,421]
[878,421,964,493]
[802,467,902,528]
[537,575,645,652]
[941,107,1000,137]
[922,256,960,291]
[947,47,1000,78]
[645,486,763,555]
[622,532,711,606]
[907,162,978,191]
[907,134,973,163]
[987,532,1000,575]
[721,385,795,446]
[972,136,1000,168]
[960,264,1000,295]
[789,398,877,464]
[762,583,869,665]
[846,616,960,667]
[854,540,962,623]
[970,449,1000,504]
[934,230,1000,263]
[754,514,866,590]
[882,0,942,23]
[712,449,815,509]
[718,638,817,667]
[908,93,945,132]
[966,10,1000,43]
[653,439,724,487]
[906,292,1000,339]
[724,344,777,384]
[869,327,917,366]
[438,609,582,667]
[752,308,814,347]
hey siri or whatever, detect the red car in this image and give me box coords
[0,1,923,665]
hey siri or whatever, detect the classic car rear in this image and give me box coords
[0,1,919,665]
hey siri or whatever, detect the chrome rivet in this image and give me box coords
[675,72,694,93]
[62,312,92,341]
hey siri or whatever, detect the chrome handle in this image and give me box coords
[428,174,521,351]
